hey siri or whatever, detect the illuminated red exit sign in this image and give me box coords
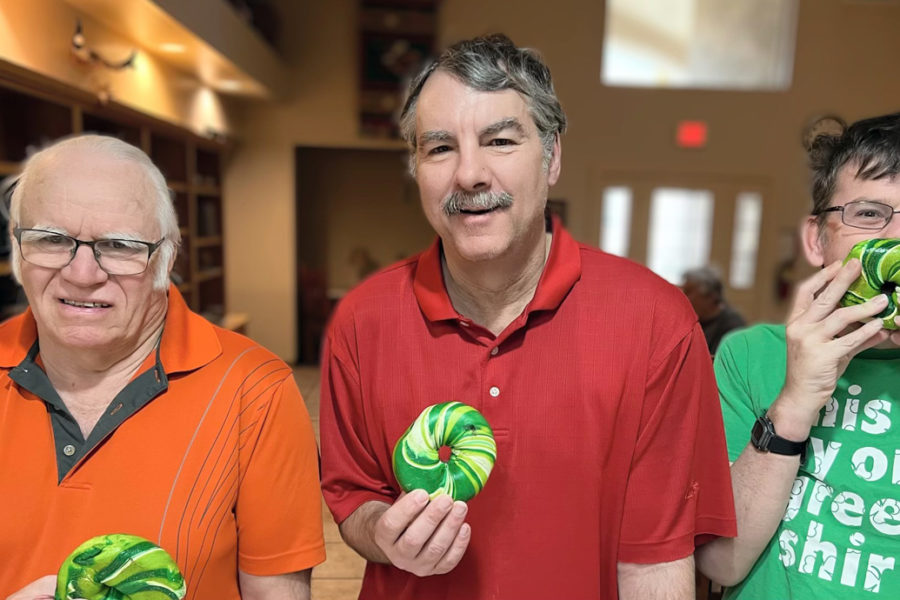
[676,120,708,148]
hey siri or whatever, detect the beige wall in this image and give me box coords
[0,0,231,136]
[228,0,900,362]
[296,149,434,294]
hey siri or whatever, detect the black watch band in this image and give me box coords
[750,414,808,463]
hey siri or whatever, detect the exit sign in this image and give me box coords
[677,120,708,148]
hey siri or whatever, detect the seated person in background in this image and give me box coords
[319,33,736,600]
[1,135,325,600]
[696,111,900,597]
[681,266,746,354]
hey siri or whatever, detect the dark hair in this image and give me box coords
[808,112,900,224]
[683,266,723,301]
[398,33,567,173]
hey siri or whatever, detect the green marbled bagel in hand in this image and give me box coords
[392,401,497,502]
[840,238,900,330]
[56,534,186,600]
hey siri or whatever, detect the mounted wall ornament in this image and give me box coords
[70,19,137,104]
[358,0,438,138]
[71,20,137,69]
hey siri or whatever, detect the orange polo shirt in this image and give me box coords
[0,287,325,599]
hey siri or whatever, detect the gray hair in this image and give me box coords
[807,112,900,229]
[399,33,567,175]
[683,266,724,300]
[9,134,180,289]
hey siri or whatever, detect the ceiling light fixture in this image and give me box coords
[217,80,244,91]
[159,43,186,53]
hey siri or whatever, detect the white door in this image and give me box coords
[590,173,771,322]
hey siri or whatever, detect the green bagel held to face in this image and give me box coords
[56,533,186,600]
[392,401,497,502]
[840,238,900,330]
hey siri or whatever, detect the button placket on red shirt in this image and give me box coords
[481,337,512,436]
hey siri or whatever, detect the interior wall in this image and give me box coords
[227,0,900,362]
[0,0,231,136]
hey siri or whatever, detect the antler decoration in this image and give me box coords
[71,20,137,70]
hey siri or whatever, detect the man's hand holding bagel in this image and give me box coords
[340,491,470,577]
[772,258,900,443]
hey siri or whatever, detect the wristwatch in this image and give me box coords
[750,414,808,463]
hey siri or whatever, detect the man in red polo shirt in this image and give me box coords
[1,135,324,599]
[319,34,736,599]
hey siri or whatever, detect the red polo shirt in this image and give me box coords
[320,219,736,600]
[0,287,325,599]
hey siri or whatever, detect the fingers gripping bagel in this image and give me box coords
[840,238,900,330]
[392,402,497,502]
[56,534,186,600]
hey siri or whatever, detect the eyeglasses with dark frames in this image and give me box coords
[13,228,164,275]
[813,200,900,231]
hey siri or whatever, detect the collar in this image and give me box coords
[0,285,221,374]
[413,215,582,323]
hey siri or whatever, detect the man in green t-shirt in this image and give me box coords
[696,111,900,599]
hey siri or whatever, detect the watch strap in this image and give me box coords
[752,415,808,462]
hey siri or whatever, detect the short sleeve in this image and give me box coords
[236,376,326,574]
[319,324,396,524]
[714,331,760,462]
[618,322,737,564]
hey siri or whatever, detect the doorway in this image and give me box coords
[294,147,432,363]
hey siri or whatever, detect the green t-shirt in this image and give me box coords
[716,324,900,599]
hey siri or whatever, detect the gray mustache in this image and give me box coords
[442,191,513,216]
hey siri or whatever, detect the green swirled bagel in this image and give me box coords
[840,238,900,330]
[56,534,186,600]
[392,401,497,502]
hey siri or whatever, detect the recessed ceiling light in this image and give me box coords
[160,43,186,53]
[218,80,244,91]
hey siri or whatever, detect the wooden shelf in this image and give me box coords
[168,181,189,193]
[196,267,224,282]
[0,161,20,176]
[195,235,223,248]
[0,259,11,277]
[220,312,249,333]
[192,184,221,196]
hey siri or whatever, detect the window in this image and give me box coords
[647,187,713,283]
[730,192,763,289]
[602,0,798,90]
[600,186,632,257]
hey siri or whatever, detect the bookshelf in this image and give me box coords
[0,70,234,329]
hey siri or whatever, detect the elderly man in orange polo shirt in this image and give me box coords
[1,135,324,600]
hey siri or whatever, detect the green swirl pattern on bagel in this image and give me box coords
[392,401,497,502]
[840,238,900,330]
[56,534,186,600]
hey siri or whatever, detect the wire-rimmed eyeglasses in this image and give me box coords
[813,200,900,231]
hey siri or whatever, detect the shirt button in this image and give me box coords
[490,347,499,356]
[62,444,76,457]
[489,386,500,397]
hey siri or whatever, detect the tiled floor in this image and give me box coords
[294,366,365,600]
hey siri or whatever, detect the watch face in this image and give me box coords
[751,416,773,450]
[751,414,807,460]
